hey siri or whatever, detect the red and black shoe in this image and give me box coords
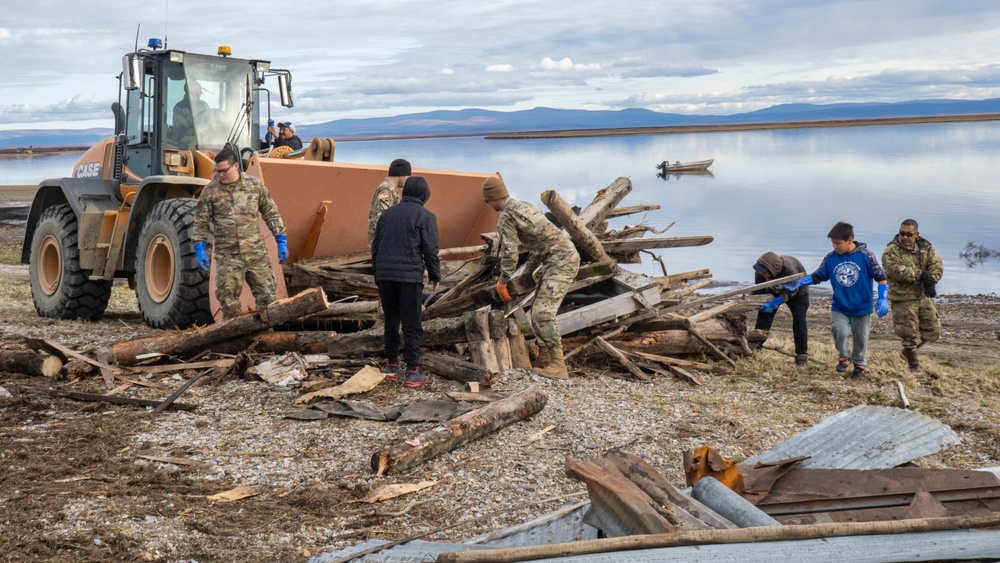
[383,361,401,382]
[403,367,429,388]
[851,364,868,379]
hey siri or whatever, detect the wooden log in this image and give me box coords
[465,308,500,373]
[0,350,63,378]
[540,189,613,264]
[326,317,467,358]
[371,385,547,475]
[507,319,532,370]
[112,288,329,366]
[308,300,379,318]
[423,260,496,320]
[210,331,336,356]
[420,352,491,387]
[611,331,757,357]
[436,512,1000,563]
[24,387,196,411]
[490,310,513,371]
[577,177,633,229]
[286,264,379,299]
[438,244,488,258]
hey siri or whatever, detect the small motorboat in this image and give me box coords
[656,158,714,172]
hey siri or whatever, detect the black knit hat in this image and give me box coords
[402,176,430,203]
[388,158,411,177]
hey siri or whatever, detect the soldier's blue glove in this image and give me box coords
[876,284,890,318]
[759,296,784,313]
[781,274,813,292]
[275,234,289,264]
[194,241,210,272]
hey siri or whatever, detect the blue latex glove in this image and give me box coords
[781,274,813,292]
[275,234,289,264]
[759,296,784,313]
[876,283,890,318]
[194,241,210,272]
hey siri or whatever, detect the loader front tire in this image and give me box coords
[29,204,112,320]
[135,198,212,329]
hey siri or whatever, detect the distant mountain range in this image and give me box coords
[5,98,1000,149]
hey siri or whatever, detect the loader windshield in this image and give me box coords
[162,54,254,152]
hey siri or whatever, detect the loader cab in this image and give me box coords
[120,45,290,179]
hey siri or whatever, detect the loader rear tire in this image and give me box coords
[29,204,112,320]
[135,198,212,329]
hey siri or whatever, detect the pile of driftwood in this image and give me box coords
[2,176,798,399]
[284,176,793,384]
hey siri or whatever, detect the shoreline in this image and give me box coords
[2,113,1000,150]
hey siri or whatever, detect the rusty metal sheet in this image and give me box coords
[753,466,1000,524]
[742,405,960,470]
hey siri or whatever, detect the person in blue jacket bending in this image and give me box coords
[782,221,889,379]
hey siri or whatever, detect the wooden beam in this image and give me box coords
[660,273,804,315]
[604,204,661,219]
[540,189,613,264]
[555,281,661,336]
[593,337,648,380]
[601,236,714,252]
[577,177,633,229]
[23,387,196,411]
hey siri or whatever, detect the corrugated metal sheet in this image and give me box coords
[310,530,1000,562]
[464,501,597,546]
[742,405,960,469]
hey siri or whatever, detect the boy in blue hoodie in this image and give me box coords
[783,221,889,378]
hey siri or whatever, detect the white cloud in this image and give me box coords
[539,57,601,72]
[486,64,514,73]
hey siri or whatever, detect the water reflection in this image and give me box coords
[656,170,715,181]
[959,242,1000,269]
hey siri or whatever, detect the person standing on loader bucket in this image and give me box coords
[368,158,411,249]
[192,146,289,319]
[483,176,580,379]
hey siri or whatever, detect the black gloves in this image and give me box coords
[919,270,937,298]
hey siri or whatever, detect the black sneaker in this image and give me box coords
[795,354,809,366]
[836,357,850,373]
[851,364,867,379]
[403,367,429,388]
[382,361,401,382]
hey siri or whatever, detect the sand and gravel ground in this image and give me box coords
[1,184,998,562]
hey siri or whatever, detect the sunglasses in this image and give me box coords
[898,231,917,238]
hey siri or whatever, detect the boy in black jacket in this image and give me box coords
[371,176,440,387]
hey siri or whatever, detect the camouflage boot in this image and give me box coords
[537,347,569,379]
[902,347,922,373]
[533,346,551,369]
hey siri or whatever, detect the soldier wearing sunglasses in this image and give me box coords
[882,219,943,372]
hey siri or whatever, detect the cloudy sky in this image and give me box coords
[3,0,1000,130]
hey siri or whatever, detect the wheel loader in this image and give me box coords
[21,41,498,329]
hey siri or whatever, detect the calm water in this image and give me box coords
[3,122,998,294]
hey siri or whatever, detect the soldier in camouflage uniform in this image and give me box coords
[483,176,580,378]
[193,147,288,319]
[882,218,942,372]
[367,158,411,249]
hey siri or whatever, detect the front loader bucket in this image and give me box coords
[247,157,499,263]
